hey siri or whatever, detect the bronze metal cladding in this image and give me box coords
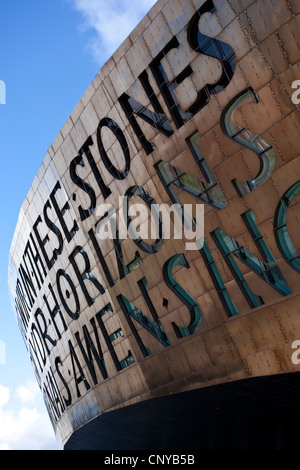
[8,0,300,448]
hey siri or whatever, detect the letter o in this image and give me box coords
[124,186,163,254]
[56,269,80,319]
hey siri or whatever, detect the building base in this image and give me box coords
[64,372,300,450]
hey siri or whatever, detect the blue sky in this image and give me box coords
[0,0,156,450]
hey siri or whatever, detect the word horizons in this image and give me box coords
[11,0,300,429]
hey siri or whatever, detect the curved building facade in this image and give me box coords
[8,0,300,450]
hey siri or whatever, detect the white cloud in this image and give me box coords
[0,406,57,450]
[0,385,9,407]
[0,381,58,450]
[16,379,40,405]
[68,0,157,64]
